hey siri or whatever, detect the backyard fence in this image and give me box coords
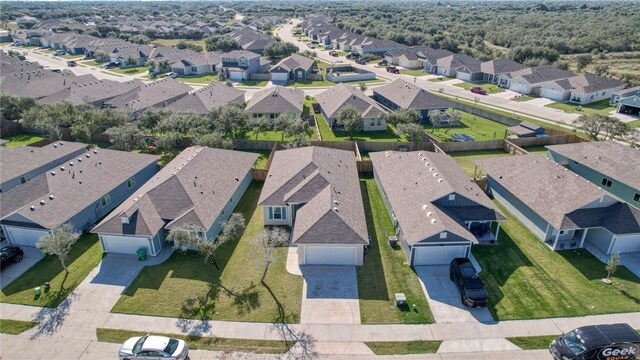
[0,120,22,138]
[248,73,271,81]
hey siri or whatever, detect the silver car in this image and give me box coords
[119,334,188,360]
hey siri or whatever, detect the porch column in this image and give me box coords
[606,235,617,255]
[552,231,560,251]
[494,221,501,240]
[579,228,588,248]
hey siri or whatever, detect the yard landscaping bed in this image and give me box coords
[97,328,292,354]
[111,182,303,323]
[357,177,434,324]
[0,233,103,307]
[0,319,38,335]
[365,341,442,355]
[425,110,507,142]
[472,201,640,320]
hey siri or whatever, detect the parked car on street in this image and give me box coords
[329,50,338,57]
[119,334,188,360]
[356,58,367,65]
[470,86,488,95]
[449,258,488,308]
[386,66,400,74]
[549,323,640,360]
[378,60,388,66]
[1,246,24,268]
[165,72,178,78]
[346,52,360,59]
[53,50,66,56]
[105,62,119,69]
[67,60,77,67]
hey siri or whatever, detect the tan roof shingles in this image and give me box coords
[316,83,387,119]
[373,79,453,110]
[166,82,245,114]
[245,86,304,115]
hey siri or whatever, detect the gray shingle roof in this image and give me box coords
[1,148,158,230]
[555,73,625,94]
[371,151,504,245]
[166,82,245,114]
[104,77,191,113]
[1,141,87,187]
[316,83,387,119]
[480,59,527,75]
[228,27,276,51]
[437,54,482,73]
[475,155,616,230]
[505,65,575,84]
[270,54,316,73]
[93,147,257,236]
[245,86,304,115]
[1,69,98,99]
[546,141,640,191]
[38,79,142,106]
[259,146,368,245]
[373,79,454,110]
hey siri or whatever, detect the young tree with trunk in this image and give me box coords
[604,252,620,284]
[384,108,420,127]
[429,111,443,134]
[194,132,234,149]
[576,54,593,72]
[36,224,79,273]
[125,56,137,67]
[254,227,290,283]
[104,123,144,151]
[283,118,313,146]
[395,123,425,142]
[251,116,271,140]
[336,106,364,139]
[274,113,297,141]
[444,109,461,134]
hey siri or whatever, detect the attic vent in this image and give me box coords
[418,152,423,156]
[334,200,339,206]
[49,195,54,200]
[437,179,443,183]
[59,142,64,146]
[69,162,74,166]
[53,144,58,148]
[429,167,434,172]
[431,218,437,224]
[333,207,339,212]
[93,149,98,154]
[86,153,90,158]
[77,158,82,162]
[30,206,36,211]
[60,166,65,171]
[235,177,239,181]
[422,204,428,210]
[40,200,46,205]
[51,171,56,175]
[427,211,433,217]
[433,172,438,177]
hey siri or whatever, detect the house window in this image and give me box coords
[20,174,31,184]
[634,193,640,203]
[191,66,197,72]
[270,113,277,119]
[370,120,375,126]
[439,232,447,239]
[559,230,565,235]
[377,119,382,125]
[101,194,111,207]
[253,113,259,118]
[601,177,612,188]
[448,194,456,201]
[127,177,135,188]
[269,206,287,220]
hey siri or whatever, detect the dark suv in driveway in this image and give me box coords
[449,258,488,308]
[1,245,24,268]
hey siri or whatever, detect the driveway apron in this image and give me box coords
[300,265,360,325]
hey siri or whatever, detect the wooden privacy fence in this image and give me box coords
[0,120,22,138]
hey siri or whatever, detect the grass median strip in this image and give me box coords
[365,341,442,355]
[506,335,557,350]
[0,319,39,334]
[97,328,292,354]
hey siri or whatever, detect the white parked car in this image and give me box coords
[118,334,188,360]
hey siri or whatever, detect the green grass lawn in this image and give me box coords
[245,130,295,142]
[238,80,269,87]
[316,112,406,142]
[365,341,442,355]
[2,133,45,147]
[55,53,84,60]
[522,145,549,156]
[425,111,507,142]
[629,120,640,128]
[357,177,434,324]
[449,149,511,177]
[80,60,104,66]
[111,182,303,323]
[0,234,103,307]
[240,149,271,169]
[513,95,536,102]
[97,328,291,354]
[545,99,616,116]
[399,68,428,77]
[110,66,148,75]
[285,77,335,88]
[143,73,167,80]
[0,319,38,334]
[506,335,558,350]
[150,38,207,49]
[175,74,221,84]
[454,81,504,94]
[428,76,454,82]
[472,201,640,320]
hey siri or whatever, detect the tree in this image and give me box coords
[336,106,364,139]
[555,60,570,71]
[254,227,290,283]
[263,41,298,59]
[210,103,249,139]
[573,114,626,141]
[284,118,313,148]
[604,252,620,283]
[205,34,240,52]
[146,59,157,72]
[250,116,270,140]
[157,59,171,73]
[20,105,61,140]
[395,123,425,142]
[576,54,593,72]
[384,109,421,126]
[601,116,628,140]
[125,56,137,67]
[139,108,171,132]
[167,223,217,264]
[36,224,78,273]
[593,64,609,77]
[273,113,294,141]
[104,123,144,151]
[359,82,367,92]
[623,128,640,148]
[444,109,461,133]
[0,94,36,121]
[428,111,444,133]
[194,132,234,149]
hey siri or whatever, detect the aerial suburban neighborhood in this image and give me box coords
[0,1,639,360]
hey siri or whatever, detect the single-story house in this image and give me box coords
[269,54,317,82]
[103,78,191,114]
[497,65,575,95]
[245,86,304,119]
[372,79,454,122]
[436,54,483,81]
[258,146,368,266]
[1,149,158,247]
[169,51,222,76]
[475,155,640,255]
[165,82,245,114]
[371,151,505,266]
[228,27,276,55]
[610,86,640,106]
[315,83,388,131]
[546,141,640,208]
[480,59,528,83]
[385,46,453,72]
[38,79,143,107]
[610,86,640,116]
[538,73,625,104]
[505,122,545,138]
[92,147,257,256]
[1,141,87,193]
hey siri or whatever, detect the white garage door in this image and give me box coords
[229,71,244,81]
[101,235,153,255]
[412,245,469,266]
[456,72,472,81]
[612,235,640,254]
[540,89,565,101]
[304,246,357,266]
[510,83,531,94]
[271,72,288,82]
[5,226,48,247]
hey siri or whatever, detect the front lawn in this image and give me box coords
[80,60,104,66]
[357,177,434,324]
[0,319,38,334]
[449,149,511,177]
[425,111,507,142]
[111,182,303,323]
[472,201,640,320]
[97,328,291,354]
[238,80,269,87]
[399,68,428,77]
[506,335,558,350]
[365,341,442,355]
[55,53,84,60]
[285,77,335,88]
[2,133,45,147]
[513,95,536,102]
[428,76,454,82]
[110,66,148,75]
[175,74,221,84]
[545,99,616,116]
[317,112,407,142]
[454,81,504,94]
[629,120,640,128]
[0,233,103,307]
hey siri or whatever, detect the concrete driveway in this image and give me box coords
[1,246,45,290]
[415,266,494,324]
[526,98,556,106]
[300,266,360,325]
